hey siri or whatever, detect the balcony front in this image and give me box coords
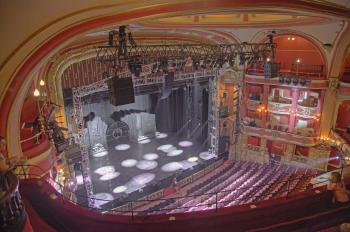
[241,124,319,146]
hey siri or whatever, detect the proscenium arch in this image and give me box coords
[1,1,350,156]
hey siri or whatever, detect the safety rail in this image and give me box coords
[19,131,44,144]
[14,162,350,219]
[246,62,325,80]
[0,171,26,232]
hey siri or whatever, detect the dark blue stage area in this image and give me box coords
[76,132,216,208]
[66,84,217,209]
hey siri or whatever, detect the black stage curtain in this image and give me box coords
[155,88,185,133]
[201,88,209,141]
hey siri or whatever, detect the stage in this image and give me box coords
[72,132,215,208]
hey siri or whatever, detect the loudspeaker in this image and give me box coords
[108,76,135,106]
[264,62,278,78]
[160,72,174,99]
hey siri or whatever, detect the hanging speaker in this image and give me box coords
[108,76,135,106]
[264,62,278,78]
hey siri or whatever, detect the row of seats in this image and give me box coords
[144,161,315,214]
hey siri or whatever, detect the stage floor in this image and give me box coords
[75,132,216,208]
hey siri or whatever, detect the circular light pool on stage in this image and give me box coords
[178,141,193,147]
[121,159,138,168]
[115,144,131,151]
[93,151,108,157]
[75,174,83,185]
[167,149,183,157]
[99,172,120,181]
[136,160,158,170]
[138,139,151,144]
[187,156,199,162]
[132,173,155,185]
[143,153,159,160]
[93,193,113,208]
[156,132,168,139]
[199,151,217,160]
[161,162,183,172]
[94,166,115,175]
[113,186,127,193]
[157,144,173,151]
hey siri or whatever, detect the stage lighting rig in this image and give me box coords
[96,25,276,76]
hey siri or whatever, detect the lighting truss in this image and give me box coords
[96,26,275,75]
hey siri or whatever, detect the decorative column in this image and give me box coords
[288,88,299,132]
[238,134,248,161]
[260,138,268,163]
[284,144,295,164]
[262,85,270,127]
[320,77,338,137]
[315,90,325,135]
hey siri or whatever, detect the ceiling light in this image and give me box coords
[33,89,40,97]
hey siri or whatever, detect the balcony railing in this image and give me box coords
[268,101,291,114]
[246,62,325,80]
[290,64,324,79]
[242,124,319,146]
[246,144,260,152]
[0,171,26,232]
[296,105,318,118]
[247,99,262,111]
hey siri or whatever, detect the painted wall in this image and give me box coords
[336,100,350,129]
[274,36,324,70]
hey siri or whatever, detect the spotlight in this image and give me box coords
[292,78,299,85]
[291,37,295,41]
[33,89,40,97]
[285,77,291,84]
[39,80,45,86]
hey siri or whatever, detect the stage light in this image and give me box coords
[178,141,193,147]
[291,37,295,40]
[113,186,127,193]
[121,159,138,167]
[39,80,45,86]
[187,157,199,162]
[143,153,159,160]
[199,151,217,160]
[136,160,158,170]
[161,162,183,172]
[138,139,151,144]
[94,166,115,175]
[131,173,155,185]
[93,151,108,157]
[33,89,40,97]
[167,149,184,157]
[157,144,174,151]
[296,58,301,63]
[75,174,84,185]
[92,193,114,208]
[99,172,120,181]
[287,37,291,40]
[266,58,270,62]
[155,132,168,139]
[115,144,131,151]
